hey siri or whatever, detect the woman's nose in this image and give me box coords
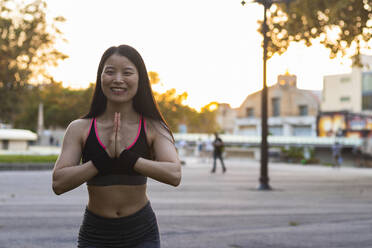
[114,73,124,83]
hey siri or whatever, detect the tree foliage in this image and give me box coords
[14,82,94,131]
[148,71,219,133]
[262,0,371,64]
[0,0,67,123]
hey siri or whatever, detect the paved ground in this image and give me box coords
[0,157,372,248]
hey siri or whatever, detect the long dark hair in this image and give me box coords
[83,45,173,140]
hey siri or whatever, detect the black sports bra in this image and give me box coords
[81,116,151,186]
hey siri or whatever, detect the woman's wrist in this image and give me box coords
[119,150,140,170]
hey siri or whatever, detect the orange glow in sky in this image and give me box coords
[46,0,354,111]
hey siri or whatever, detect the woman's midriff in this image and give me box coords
[87,184,148,218]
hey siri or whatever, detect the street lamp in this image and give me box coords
[242,0,294,190]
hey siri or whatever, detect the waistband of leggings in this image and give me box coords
[84,201,153,224]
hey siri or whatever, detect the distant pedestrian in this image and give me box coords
[332,141,342,168]
[49,135,54,146]
[211,132,226,173]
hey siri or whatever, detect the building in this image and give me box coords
[235,72,321,136]
[0,129,37,151]
[321,55,372,114]
[215,103,237,134]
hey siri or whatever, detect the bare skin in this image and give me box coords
[87,112,148,218]
[52,54,182,218]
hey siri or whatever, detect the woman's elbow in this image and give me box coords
[52,173,65,195]
[170,167,182,187]
[52,181,64,195]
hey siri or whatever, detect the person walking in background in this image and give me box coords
[211,132,226,173]
[52,45,181,248]
[332,141,342,168]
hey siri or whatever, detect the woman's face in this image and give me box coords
[101,54,139,103]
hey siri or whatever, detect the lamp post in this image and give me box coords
[258,0,271,190]
[242,0,293,190]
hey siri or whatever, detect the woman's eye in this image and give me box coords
[105,70,114,74]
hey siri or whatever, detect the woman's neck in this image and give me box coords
[101,101,139,123]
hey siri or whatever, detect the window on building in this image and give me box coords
[2,140,9,150]
[240,125,257,136]
[246,107,254,117]
[362,72,372,110]
[269,126,283,136]
[362,95,372,110]
[293,125,312,136]
[340,96,350,102]
[299,105,308,116]
[362,72,372,91]
[340,77,351,83]
[272,98,280,116]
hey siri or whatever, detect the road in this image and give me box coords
[0,158,372,248]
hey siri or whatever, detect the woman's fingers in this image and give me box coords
[117,113,121,134]
[114,112,119,156]
[115,113,121,157]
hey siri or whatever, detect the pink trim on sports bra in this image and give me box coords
[83,119,94,148]
[143,117,147,134]
[94,118,107,150]
[94,116,143,151]
[125,116,142,150]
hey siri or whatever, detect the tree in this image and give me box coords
[148,71,161,85]
[154,88,190,132]
[148,71,219,133]
[196,102,220,133]
[0,0,67,124]
[14,82,94,131]
[264,0,371,65]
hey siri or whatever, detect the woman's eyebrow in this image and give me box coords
[122,66,136,71]
[104,65,115,69]
[123,66,136,70]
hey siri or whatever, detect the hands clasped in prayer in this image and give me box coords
[91,112,140,175]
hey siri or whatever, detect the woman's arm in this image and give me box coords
[133,120,182,187]
[52,120,98,195]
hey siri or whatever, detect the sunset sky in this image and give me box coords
[46,0,355,110]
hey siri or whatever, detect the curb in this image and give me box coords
[0,163,54,171]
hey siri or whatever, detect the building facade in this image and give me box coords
[0,129,37,151]
[215,103,236,134]
[235,73,321,136]
[321,55,372,114]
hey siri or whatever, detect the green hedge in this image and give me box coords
[0,155,58,163]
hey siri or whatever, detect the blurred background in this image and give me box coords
[0,0,371,167]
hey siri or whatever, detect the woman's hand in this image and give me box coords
[106,112,122,158]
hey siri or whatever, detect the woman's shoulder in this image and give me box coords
[143,117,173,141]
[65,118,92,135]
[143,117,164,132]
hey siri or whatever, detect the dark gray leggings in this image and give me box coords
[86,241,159,248]
[78,201,160,248]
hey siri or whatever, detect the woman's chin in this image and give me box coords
[106,96,132,104]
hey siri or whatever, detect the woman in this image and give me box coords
[52,45,182,248]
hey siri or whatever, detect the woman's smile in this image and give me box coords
[111,86,127,94]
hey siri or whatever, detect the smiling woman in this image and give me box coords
[52,44,182,248]
[101,54,139,102]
